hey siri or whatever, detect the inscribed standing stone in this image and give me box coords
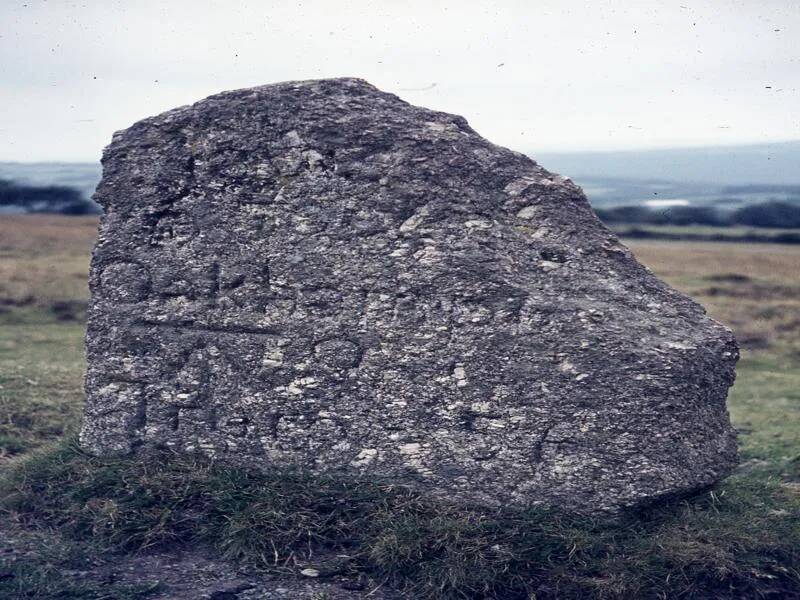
[81,78,738,513]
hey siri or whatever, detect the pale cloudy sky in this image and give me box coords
[1,0,798,162]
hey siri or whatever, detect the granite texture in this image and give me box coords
[81,78,738,513]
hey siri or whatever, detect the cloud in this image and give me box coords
[1,0,798,161]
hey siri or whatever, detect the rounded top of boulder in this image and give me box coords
[100,76,556,217]
[83,78,738,514]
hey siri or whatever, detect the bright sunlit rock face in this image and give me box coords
[81,78,738,513]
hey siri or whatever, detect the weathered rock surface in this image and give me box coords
[81,78,738,513]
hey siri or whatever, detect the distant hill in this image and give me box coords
[0,179,99,215]
[535,141,800,186]
[535,141,800,208]
[542,176,800,209]
[0,141,798,213]
[0,162,101,203]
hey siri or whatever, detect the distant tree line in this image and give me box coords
[0,179,97,215]
[595,201,800,229]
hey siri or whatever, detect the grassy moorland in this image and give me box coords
[0,215,799,599]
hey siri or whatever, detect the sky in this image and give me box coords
[1,0,798,162]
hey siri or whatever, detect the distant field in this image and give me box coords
[0,216,94,457]
[0,215,799,598]
[610,223,800,244]
[623,224,800,236]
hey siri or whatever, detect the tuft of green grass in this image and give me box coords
[0,320,85,459]
[2,440,799,599]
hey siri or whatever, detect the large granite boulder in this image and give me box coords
[81,78,738,513]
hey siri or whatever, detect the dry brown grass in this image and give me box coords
[629,240,800,284]
[628,241,800,351]
[0,215,96,315]
[0,215,97,259]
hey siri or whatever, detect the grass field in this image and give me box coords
[1,215,799,598]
